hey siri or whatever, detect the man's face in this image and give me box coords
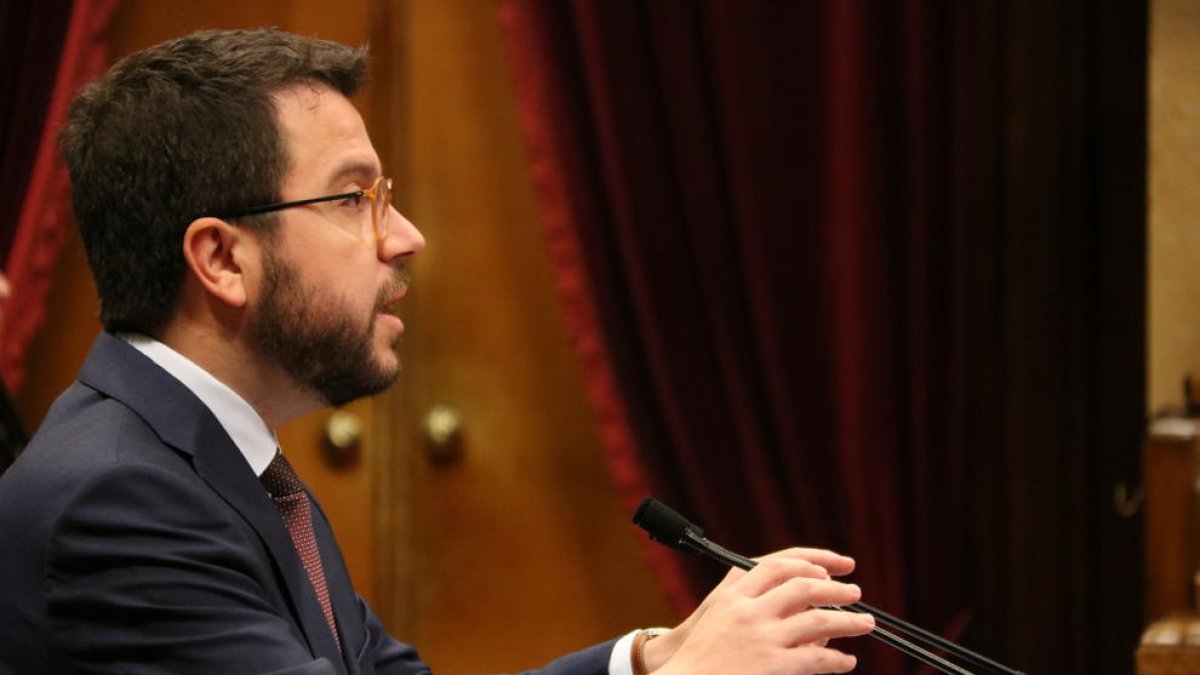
[247,245,406,406]
[246,83,424,405]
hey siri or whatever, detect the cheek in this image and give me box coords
[282,237,382,315]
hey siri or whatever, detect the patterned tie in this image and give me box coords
[260,453,341,651]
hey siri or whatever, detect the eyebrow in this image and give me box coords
[326,160,381,189]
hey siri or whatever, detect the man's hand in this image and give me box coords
[642,548,874,675]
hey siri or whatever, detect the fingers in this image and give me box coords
[732,557,841,599]
[791,646,860,674]
[780,606,876,645]
[660,556,875,675]
[659,543,873,675]
[660,598,871,675]
[710,547,857,602]
[755,547,857,577]
[759,575,864,615]
[738,558,875,644]
[756,578,874,646]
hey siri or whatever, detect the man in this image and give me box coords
[0,29,874,674]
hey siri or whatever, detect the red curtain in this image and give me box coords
[502,1,1146,673]
[0,0,117,392]
[502,2,967,671]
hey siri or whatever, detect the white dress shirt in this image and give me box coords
[125,334,277,476]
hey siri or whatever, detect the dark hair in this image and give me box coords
[59,28,368,335]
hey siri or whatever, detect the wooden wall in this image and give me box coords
[1149,1,1200,415]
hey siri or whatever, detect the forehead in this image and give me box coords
[272,83,380,189]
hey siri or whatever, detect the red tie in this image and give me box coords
[261,453,341,651]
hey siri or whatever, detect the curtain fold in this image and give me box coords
[0,0,118,391]
[0,1,73,264]
[501,3,965,672]
[502,1,1145,673]
[499,0,699,616]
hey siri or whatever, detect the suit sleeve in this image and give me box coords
[515,640,618,675]
[44,462,339,675]
[357,597,430,675]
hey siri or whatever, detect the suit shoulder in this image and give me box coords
[11,380,187,481]
[0,381,199,543]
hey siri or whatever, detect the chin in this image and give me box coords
[373,339,402,369]
[377,357,402,382]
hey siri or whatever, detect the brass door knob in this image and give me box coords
[322,410,363,468]
[423,404,464,467]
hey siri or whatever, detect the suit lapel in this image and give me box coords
[192,434,346,670]
[77,333,347,671]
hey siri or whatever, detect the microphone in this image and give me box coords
[633,498,1025,675]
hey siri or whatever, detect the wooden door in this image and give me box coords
[380,2,674,671]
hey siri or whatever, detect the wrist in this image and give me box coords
[633,628,672,675]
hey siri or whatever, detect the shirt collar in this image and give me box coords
[122,334,278,476]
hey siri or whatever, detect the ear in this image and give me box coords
[182,217,255,308]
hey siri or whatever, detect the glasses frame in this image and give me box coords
[215,176,392,241]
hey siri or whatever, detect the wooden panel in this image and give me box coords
[1144,423,1200,621]
[1148,0,1200,415]
[1138,615,1200,674]
[387,0,676,671]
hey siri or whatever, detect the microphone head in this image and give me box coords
[633,498,704,551]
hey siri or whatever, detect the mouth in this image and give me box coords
[378,287,406,316]
[376,267,410,315]
[374,270,410,338]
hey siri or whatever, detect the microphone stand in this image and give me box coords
[634,498,1025,675]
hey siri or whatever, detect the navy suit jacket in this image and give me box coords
[0,333,614,674]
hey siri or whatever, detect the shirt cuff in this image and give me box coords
[608,629,641,675]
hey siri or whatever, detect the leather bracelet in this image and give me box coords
[631,629,666,675]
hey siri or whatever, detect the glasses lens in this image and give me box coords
[373,177,392,240]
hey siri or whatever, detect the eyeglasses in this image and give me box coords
[216,176,393,241]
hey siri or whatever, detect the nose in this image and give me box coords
[378,205,425,262]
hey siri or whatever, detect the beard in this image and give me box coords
[247,248,407,407]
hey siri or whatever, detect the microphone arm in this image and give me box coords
[633,498,1025,675]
